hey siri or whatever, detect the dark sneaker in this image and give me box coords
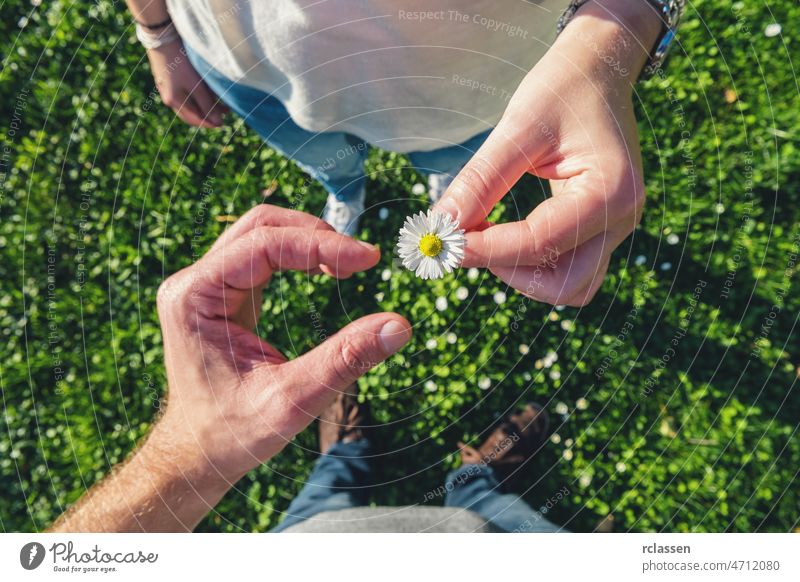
[458,402,550,475]
[318,384,370,454]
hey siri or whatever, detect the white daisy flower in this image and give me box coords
[562,449,573,461]
[446,332,458,344]
[550,433,561,444]
[666,233,680,245]
[615,461,627,473]
[555,402,568,415]
[435,296,448,311]
[424,380,438,392]
[579,474,592,488]
[411,183,427,196]
[519,344,530,355]
[381,268,392,281]
[493,291,507,305]
[576,397,588,410]
[425,338,438,350]
[455,286,469,300]
[467,267,480,281]
[478,377,491,390]
[397,210,465,280]
[765,23,782,37]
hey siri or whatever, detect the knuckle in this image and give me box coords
[243,203,273,223]
[631,178,647,224]
[450,160,496,211]
[156,274,185,312]
[161,92,176,109]
[566,280,602,307]
[332,339,366,384]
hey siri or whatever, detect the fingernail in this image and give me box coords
[357,240,376,251]
[379,320,411,354]
[436,199,460,221]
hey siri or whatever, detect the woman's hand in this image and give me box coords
[147,40,227,128]
[436,1,663,306]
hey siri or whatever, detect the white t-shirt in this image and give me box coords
[166,0,568,152]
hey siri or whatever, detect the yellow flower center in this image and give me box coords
[418,233,443,257]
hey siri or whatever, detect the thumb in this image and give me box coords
[280,313,412,413]
[435,123,530,230]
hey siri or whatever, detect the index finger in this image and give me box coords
[198,226,379,308]
[434,123,530,230]
[209,204,334,253]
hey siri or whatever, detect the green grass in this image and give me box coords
[1,0,798,532]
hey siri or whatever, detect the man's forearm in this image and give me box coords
[50,421,235,532]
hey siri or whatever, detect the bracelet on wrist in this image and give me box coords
[135,21,180,50]
[134,16,172,31]
[556,0,685,79]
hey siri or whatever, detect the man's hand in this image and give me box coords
[436,1,663,306]
[51,205,411,531]
[156,205,411,481]
[147,40,227,128]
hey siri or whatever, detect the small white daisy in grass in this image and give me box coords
[455,286,469,300]
[397,210,465,280]
[478,376,491,390]
[435,296,448,311]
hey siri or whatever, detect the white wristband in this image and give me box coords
[135,22,180,50]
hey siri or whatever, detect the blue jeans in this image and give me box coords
[271,440,561,533]
[184,45,490,201]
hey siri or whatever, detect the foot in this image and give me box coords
[458,403,550,472]
[318,384,370,455]
[427,165,464,205]
[322,191,365,236]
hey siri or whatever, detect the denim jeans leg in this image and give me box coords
[406,129,492,177]
[184,44,367,202]
[270,439,373,532]
[443,464,562,532]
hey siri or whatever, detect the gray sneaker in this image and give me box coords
[427,165,464,204]
[322,190,365,236]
